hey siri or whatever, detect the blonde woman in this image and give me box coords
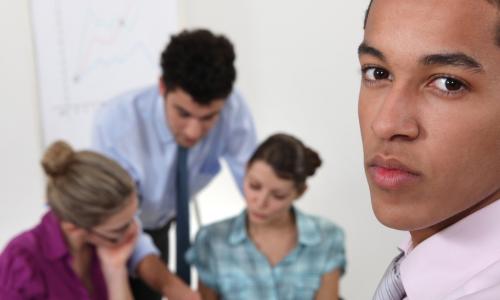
[0,141,138,300]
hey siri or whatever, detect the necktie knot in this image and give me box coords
[373,251,406,300]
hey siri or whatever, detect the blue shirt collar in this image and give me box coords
[228,210,247,244]
[228,206,321,246]
[154,92,175,145]
[296,207,322,245]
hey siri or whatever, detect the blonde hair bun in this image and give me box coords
[41,140,74,177]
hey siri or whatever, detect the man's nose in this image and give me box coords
[184,119,203,140]
[371,85,420,142]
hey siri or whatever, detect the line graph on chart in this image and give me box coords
[31,0,177,147]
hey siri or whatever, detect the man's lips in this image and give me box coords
[367,155,421,190]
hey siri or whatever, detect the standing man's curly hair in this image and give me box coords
[160,29,236,105]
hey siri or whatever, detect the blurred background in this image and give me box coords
[0,0,403,298]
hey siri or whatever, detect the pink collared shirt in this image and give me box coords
[399,199,500,300]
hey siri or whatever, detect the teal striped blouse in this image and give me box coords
[186,207,346,300]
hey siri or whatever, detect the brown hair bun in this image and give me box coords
[248,133,322,192]
[41,140,74,177]
[304,146,322,177]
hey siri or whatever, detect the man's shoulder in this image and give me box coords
[444,258,500,299]
[94,85,159,140]
[215,89,251,125]
[98,85,159,119]
[212,89,254,143]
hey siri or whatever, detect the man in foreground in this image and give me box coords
[358,0,500,298]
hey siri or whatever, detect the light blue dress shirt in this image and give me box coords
[92,85,257,270]
[186,207,346,300]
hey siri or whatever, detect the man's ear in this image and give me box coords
[158,77,167,97]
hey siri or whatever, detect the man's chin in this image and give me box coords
[372,204,418,231]
[376,215,413,231]
[373,208,436,232]
[177,138,198,148]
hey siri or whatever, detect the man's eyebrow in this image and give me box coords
[175,104,219,119]
[174,105,191,115]
[357,42,386,61]
[200,111,219,120]
[421,53,484,73]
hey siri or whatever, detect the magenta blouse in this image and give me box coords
[0,211,108,300]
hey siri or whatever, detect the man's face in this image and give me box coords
[358,0,500,239]
[161,83,225,148]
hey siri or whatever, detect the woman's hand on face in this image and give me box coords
[96,219,139,271]
[96,220,138,300]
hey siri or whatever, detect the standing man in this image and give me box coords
[358,0,500,299]
[93,29,257,300]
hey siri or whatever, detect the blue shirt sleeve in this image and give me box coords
[322,225,347,275]
[221,91,257,193]
[126,218,160,275]
[185,227,219,290]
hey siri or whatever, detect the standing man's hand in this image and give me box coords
[136,254,202,300]
[188,291,203,300]
[174,288,202,300]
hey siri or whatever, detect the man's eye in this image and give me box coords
[431,77,466,92]
[178,111,190,118]
[201,115,216,122]
[363,67,391,81]
[249,183,260,190]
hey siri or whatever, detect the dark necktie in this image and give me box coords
[373,252,406,300]
[176,146,191,284]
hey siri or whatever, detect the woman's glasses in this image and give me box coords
[88,219,135,244]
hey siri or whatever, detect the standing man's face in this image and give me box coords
[160,81,225,148]
[358,0,500,244]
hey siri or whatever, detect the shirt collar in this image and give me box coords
[295,208,321,246]
[38,211,70,261]
[228,207,321,246]
[399,199,500,299]
[228,210,247,245]
[154,91,175,145]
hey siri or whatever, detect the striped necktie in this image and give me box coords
[176,146,191,284]
[373,252,406,300]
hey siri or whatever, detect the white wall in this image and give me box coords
[0,1,404,299]
[0,0,45,247]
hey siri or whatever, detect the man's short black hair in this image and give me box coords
[363,0,500,47]
[363,0,374,30]
[160,29,236,105]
